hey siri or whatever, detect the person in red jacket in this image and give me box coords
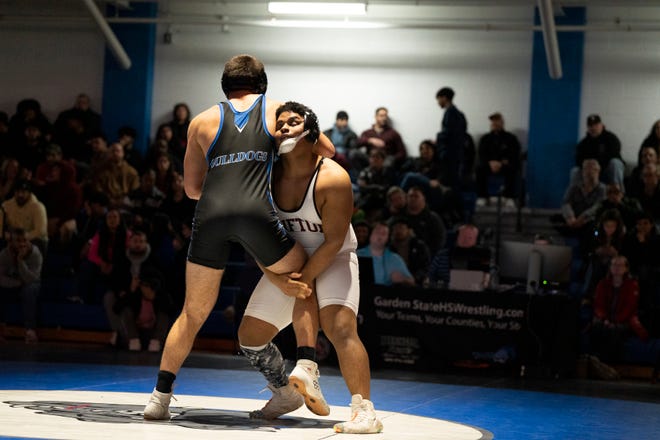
[590,255,660,373]
[593,256,647,344]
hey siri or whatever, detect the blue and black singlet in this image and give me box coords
[187,95,295,269]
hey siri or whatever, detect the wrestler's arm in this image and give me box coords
[297,160,352,286]
[258,262,311,299]
[313,132,335,158]
[183,111,211,200]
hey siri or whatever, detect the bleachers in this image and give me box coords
[472,202,564,244]
[3,244,247,349]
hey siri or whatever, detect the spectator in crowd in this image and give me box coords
[125,169,165,224]
[53,94,100,164]
[381,185,407,222]
[114,271,173,352]
[622,212,660,278]
[0,158,24,202]
[105,229,165,348]
[475,112,522,208]
[398,139,452,213]
[117,125,144,173]
[52,112,88,165]
[356,149,397,223]
[556,159,607,240]
[388,216,431,286]
[54,93,102,140]
[75,209,129,305]
[0,180,48,256]
[8,98,50,145]
[167,103,191,162]
[0,228,42,344]
[153,123,176,153]
[76,131,110,184]
[631,163,660,223]
[352,220,371,250]
[153,152,178,195]
[571,114,624,190]
[626,145,659,197]
[15,122,48,173]
[357,107,407,169]
[582,209,626,299]
[146,125,183,174]
[36,154,83,246]
[87,142,140,209]
[323,110,359,176]
[427,223,490,288]
[581,183,643,233]
[587,256,660,376]
[435,87,468,190]
[402,185,446,255]
[159,171,196,233]
[73,190,109,268]
[33,144,76,191]
[622,212,660,333]
[87,132,110,166]
[356,221,414,286]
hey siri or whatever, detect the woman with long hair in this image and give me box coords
[583,208,626,299]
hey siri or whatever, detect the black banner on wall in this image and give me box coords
[358,285,577,372]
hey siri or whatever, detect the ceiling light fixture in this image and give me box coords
[261,18,388,29]
[268,2,367,16]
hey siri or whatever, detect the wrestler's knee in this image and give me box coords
[178,306,212,331]
[238,315,277,347]
[321,308,357,343]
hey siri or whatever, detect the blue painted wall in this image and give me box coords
[527,7,585,208]
[101,3,156,155]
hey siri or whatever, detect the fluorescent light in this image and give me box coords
[268,2,366,16]
[260,18,389,29]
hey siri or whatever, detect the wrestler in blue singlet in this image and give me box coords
[187,95,294,269]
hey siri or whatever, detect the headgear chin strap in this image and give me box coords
[278,130,310,155]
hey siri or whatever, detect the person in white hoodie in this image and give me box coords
[0,179,47,256]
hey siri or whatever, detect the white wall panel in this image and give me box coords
[581,7,660,165]
[4,3,660,166]
[0,25,105,123]
[152,23,534,156]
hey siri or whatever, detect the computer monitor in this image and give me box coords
[498,240,572,291]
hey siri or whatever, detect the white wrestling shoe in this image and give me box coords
[143,388,173,420]
[289,359,330,416]
[249,383,304,420]
[333,394,383,434]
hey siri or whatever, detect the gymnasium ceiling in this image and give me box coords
[3,0,660,31]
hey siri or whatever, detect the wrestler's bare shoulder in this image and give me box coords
[318,158,351,186]
[191,106,221,127]
[265,97,284,115]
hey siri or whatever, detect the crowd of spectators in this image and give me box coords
[0,95,193,350]
[0,92,658,376]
